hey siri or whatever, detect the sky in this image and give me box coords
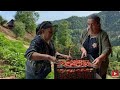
[0,11,101,24]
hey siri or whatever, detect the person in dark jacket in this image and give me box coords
[79,14,112,79]
[25,21,72,79]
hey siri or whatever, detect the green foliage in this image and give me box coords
[58,21,70,44]
[46,71,54,79]
[108,61,120,77]
[25,19,36,33]
[107,46,120,78]
[0,15,8,26]
[15,11,39,33]
[0,15,3,23]
[67,16,87,30]
[53,20,82,56]
[98,11,120,31]
[1,11,120,79]
[0,65,25,79]
[12,21,26,37]
[53,11,120,46]
[1,20,7,25]
[0,32,26,79]
[0,65,15,78]
[53,20,73,54]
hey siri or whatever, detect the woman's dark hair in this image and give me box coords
[88,14,101,24]
[36,21,54,35]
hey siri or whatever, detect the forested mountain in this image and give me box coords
[53,11,120,46]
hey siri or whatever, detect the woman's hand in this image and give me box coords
[63,55,72,60]
[47,55,58,63]
[55,52,72,60]
[81,47,87,58]
[92,57,102,69]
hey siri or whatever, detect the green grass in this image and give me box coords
[0,32,26,79]
[0,65,14,78]
[106,74,119,79]
[46,71,54,79]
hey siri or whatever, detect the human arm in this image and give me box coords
[79,31,88,58]
[80,47,87,58]
[30,52,57,62]
[24,36,57,63]
[92,32,112,68]
[56,52,72,60]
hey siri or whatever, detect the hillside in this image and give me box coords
[0,25,34,79]
[0,26,54,79]
[0,31,27,79]
[0,26,119,79]
[1,11,120,46]
[53,11,120,46]
[0,25,35,43]
[53,11,120,31]
[0,25,16,38]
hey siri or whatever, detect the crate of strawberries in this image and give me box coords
[54,55,96,79]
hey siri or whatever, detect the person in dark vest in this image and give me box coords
[79,14,112,79]
[25,21,72,79]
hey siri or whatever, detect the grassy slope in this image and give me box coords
[0,28,28,78]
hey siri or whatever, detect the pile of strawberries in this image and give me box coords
[55,60,95,79]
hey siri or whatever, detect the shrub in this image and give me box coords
[12,21,26,38]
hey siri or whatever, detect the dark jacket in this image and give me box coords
[24,35,56,79]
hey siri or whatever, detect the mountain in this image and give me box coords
[53,11,120,31]
[98,11,120,31]
[53,11,120,46]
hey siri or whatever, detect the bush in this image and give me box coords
[0,16,3,23]
[1,20,7,26]
[12,21,26,37]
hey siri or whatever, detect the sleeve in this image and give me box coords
[101,32,112,56]
[24,36,41,60]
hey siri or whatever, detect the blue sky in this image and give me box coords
[0,11,101,24]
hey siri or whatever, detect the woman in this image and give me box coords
[79,14,112,79]
[24,21,71,79]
